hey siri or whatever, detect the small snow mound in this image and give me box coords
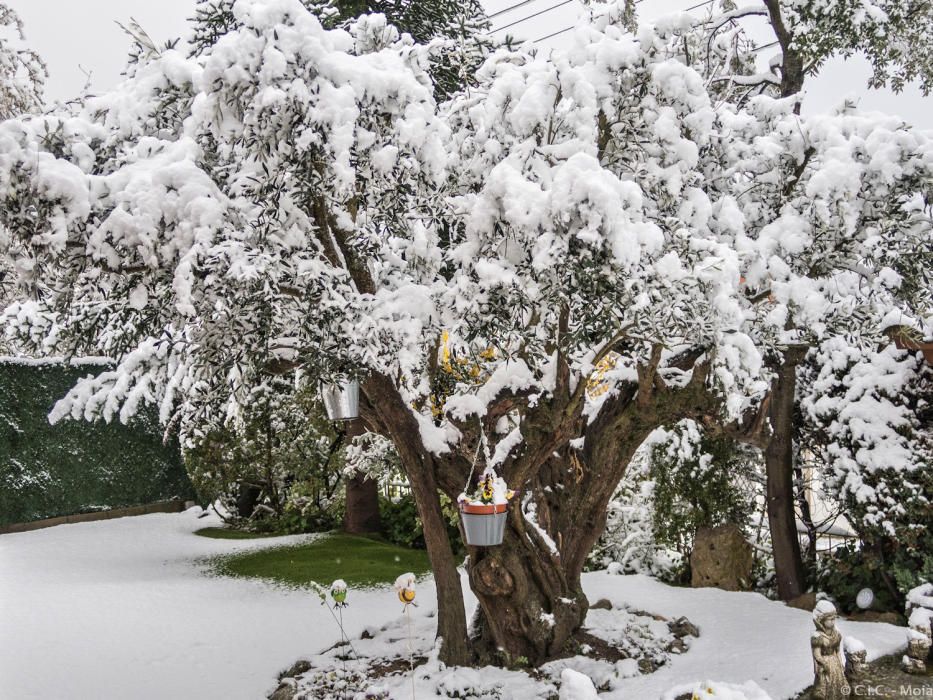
[908,606,933,630]
[559,669,598,700]
[907,582,933,611]
[844,636,866,654]
[665,679,773,700]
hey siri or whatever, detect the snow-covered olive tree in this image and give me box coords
[0,2,45,310]
[0,3,45,120]
[1,0,931,665]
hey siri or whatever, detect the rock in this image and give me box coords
[278,659,311,680]
[843,637,868,682]
[902,655,927,675]
[906,634,931,665]
[268,681,297,700]
[590,598,612,611]
[690,524,753,592]
[669,616,700,638]
[787,592,817,611]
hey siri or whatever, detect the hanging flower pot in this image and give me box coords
[321,380,359,421]
[458,469,514,547]
[459,501,509,546]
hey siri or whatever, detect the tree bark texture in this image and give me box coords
[765,353,807,600]
[344,473,382,534]
[343,419,382,534]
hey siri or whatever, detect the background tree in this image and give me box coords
[0,2,45,310]
[687,0,933,601]
[184,379,347,529]
[0,0,931,667]
[0,3,45,119]
[799,337,933,609]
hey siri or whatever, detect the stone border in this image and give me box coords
[0,499,189,535]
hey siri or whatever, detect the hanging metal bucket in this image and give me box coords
[460,502,508,546]
[322,380,359,421]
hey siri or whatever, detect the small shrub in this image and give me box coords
[379,492,463,555]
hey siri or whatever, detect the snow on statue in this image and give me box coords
[0,0,931,667]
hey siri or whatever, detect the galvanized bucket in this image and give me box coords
[322,380,359,421]
[460,502,508,546]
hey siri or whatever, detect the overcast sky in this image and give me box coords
[10,0,930,127]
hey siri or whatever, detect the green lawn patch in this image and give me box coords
[211,533,431,588]
[194,527,284,540]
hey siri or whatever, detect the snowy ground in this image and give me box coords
[1,508,907,700]
[0,507,418,700]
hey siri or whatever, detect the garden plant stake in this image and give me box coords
[394,573,418,700]
[311,580,358,671]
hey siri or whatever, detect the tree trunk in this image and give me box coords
[344,474,381,533]
[467,418,652,666]
[467,505,588,665]
[361,360,715,667]
[343,419,382,534]
[765,354,806,601]
[409,467,472,666]
[235,483,261,518]
[361,374,471,666]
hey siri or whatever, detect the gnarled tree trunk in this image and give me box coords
[362,353,719,667]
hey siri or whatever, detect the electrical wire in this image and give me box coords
[527,0,771,46]
[528,0,647,43]
[533,25,575,43]
[491,0,575,33]
[488,0,546,20]
[683,0,717,12]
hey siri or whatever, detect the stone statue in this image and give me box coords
[843,636,868,682]
[811,601,850,700]
[902,605,932,674]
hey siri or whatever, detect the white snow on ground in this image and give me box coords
[0,507,429,700]
[586,572,906,699]
[0,510,908,700]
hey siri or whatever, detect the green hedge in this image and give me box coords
[0,359,194,526]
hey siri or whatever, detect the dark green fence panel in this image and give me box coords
[0,359,194,527]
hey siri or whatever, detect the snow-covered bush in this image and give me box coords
[648,423,757,569]
[183,380,347,531]
[587,447,682,581]
[801,340,933,607]
[2,0,932,665]
[591,422,760,583]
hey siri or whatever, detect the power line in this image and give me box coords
[533,25,575,43]
[683,0,716,12]
[492,0,575,33]
[527,0,770,46]
[528,0,646,43]
[488,0,546,20]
